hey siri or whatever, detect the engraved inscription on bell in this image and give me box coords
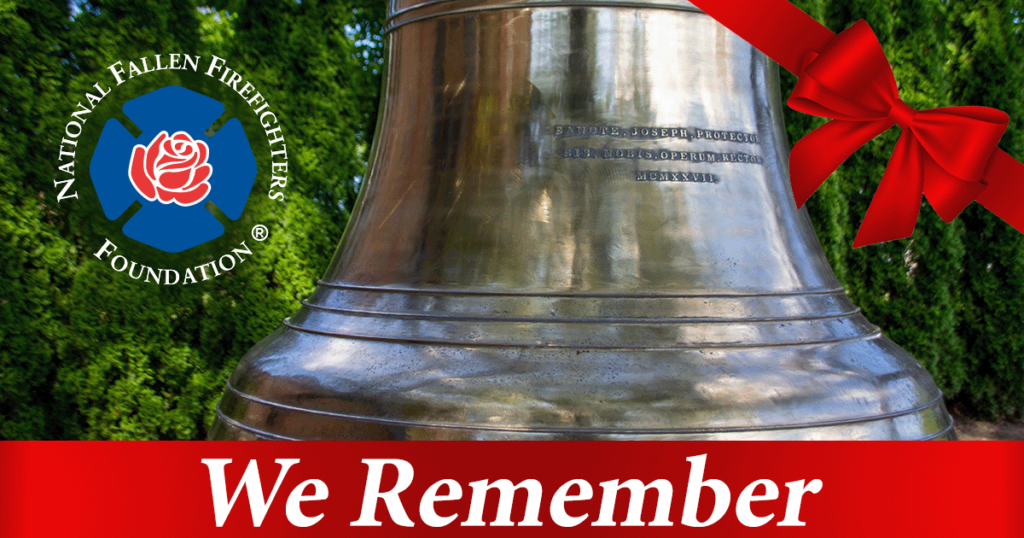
[554,124,760,143]
[553,124,764,182]
[636,171,719,183]
[560,146,763,164]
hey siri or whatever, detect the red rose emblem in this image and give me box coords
[128,131,213,207]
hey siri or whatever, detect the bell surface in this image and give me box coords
[210,0,955,440]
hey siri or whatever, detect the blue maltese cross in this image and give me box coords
[91,86,257,253]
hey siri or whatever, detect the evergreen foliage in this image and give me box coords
[788,0,1023,419]
[0,0,1021,439]
[0,0,75,439]
[946,0,1024,419]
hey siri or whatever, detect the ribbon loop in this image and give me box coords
[801,20,899,115]
[912,107,1009,183]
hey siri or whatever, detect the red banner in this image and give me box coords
[1,442,1021,536]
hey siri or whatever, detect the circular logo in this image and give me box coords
[55,54,286,285]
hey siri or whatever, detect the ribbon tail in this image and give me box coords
[791,118,892,207]
[853,132,925,247]
[687,0,835,75]
[921,157,987,223]
[976,149,1024,235]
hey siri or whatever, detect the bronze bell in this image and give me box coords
[210,0,955,440]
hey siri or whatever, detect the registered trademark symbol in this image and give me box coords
[251,224,269,241]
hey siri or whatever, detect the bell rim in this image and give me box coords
[214,385,955,440]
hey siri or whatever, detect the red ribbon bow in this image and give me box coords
[788,20,1008,247]
[689,0,1024,247]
